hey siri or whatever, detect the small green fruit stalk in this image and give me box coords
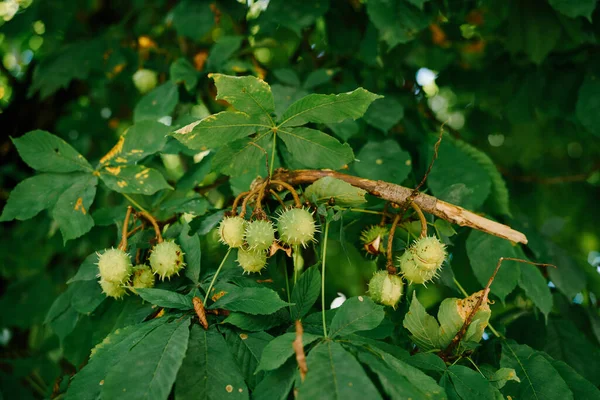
[237,248,267,274]
[245,219,275,251]
[277,207,317,248]
[219,216,246,248]
[398,236,447,284]
[368,270,404,308]
[149,240,185,280]
[130,265,155,294]
[360,225,389,256]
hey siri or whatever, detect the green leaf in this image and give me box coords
[427,138,492,211]
[212,132,273,177]
[353,140,411,184]
[172,0,214,39]
[576,75,600,137]
[207,37,244,71]
[12,130,92,173]
[358,350,447,400]
[367,0,430,49]
[279,127,354,170]
[252,359,296,400]
[52,174,98,243]
[441,365,495,400]
[210,73,275,124]
[170,58,198,91]
[548,0,596,21]
[550,359,600,400]
[436,296,490,348]
[180,223,201,284]
[466,230,521,302]
[451,138,511,216]
[133,81,179,122]
[544,242,587,299]
[506,0,562,64]
[209,287,289,315]
[298,341,382,400]
[273,68,301,86]
[68,252,100,283]
[256,332,321,372]
[99,165,172,195]
[303,68,338,89]
[279,88,382,127]
[291,267,321,320]
[101,121,171,166]
[0,173,74,221]
[256,0,330,36]
[172,111,266,150]
[488,368,520,389]
[66,319,166,400]
[405,352,447,373]
[222,310,289,332]
[272,84,309,119]
[135,288,193,310]
[175,325,248,400]
[363,97,404,133]
[70,280,105,314]
[403,292,440,351]
[329,296,385,338]
[304,177,366,207]
[101,318,191,400]
[501,341,573,400]
[45,290,79,341]
[518,263,552,318]
[326,119,359,141]
[224,329,272,390]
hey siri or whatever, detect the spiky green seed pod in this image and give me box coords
[245,220,275,251]
[398,251,437,284]
[219,216,247,248]
[360,225,389,255]
[130,265,155,293]
[149,241,185,280]
[237,248,267,274]
[97,248,133,284]
[277,208,317,247]
[132,69,158,94]
[100,279,126,299]
[412,236,447,271]
[368,271,404,308]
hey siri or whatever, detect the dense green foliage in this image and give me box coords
[1,1,599,399]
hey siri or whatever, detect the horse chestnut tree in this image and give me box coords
[0,2,598,400]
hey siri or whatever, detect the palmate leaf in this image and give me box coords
[100,121,172,166]
[353,140,411,184]
[328,296,385,338]
[52,174,98,243]
[278,127,354,170]
[403,292,440,351]
[175,325,248,400]
[224,328,272,390]
[135,288,193,310]
[252,359,297,400]
[290,267,321,320]
[366,0,430,49]
[209,287,289,315]
[297,341,382,400]
[99,165,172,195]
[133,81,179,122]
[440,365,495,400]
[212,132,273,177]
[179,222,201,284]
[278,88,382,127]
[255,332,321,373]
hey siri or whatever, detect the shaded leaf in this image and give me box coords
[518,263,552,318]
[224,329,272,390]
[279,127,354,170]
[209,287,289,315]
[549,0,596,21]
[170,58,198,91]
[133,81,179,122]
[211,73,275,123]
[222,309,289,332]
[180,223,201,283]
[367,0,429,49]
[207,37,244,71]
[101,121,171,166]
[136,288,193,310]
[252,359,296,400]
[99,165,172,195]
[52,174,98,243]
[403,292,440,351]
[442,365,495,400]
[363,96,404,133]
[353,140,411,184]
[256,332,321,372]
[329,296,385,338]
[172,0,214,39]
[291,267,321,320]
[576,75,600,137]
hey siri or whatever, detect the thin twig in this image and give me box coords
[411,202,428,239]
[269,189,285,207]
[293,320,308,382]
[138,210,163,243]
[270,180,302,208]
[240,185,262,218]
[118,206,133,250]
[231,191,250,215]
[386,213,402,273]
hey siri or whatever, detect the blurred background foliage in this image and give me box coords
[0,0,599,397]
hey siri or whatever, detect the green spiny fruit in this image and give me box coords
[132,69,158,94]
[97,248,133,284]
[412,236,447,270]
[100,279,126,299]
[277,207,317,247]
[131,265,155,293]
[360,225,389,255]
[237,248,267,274]
[245,219,275,251]
[219,216,246,248]
[368,270,404,308]
[149,241,185,280]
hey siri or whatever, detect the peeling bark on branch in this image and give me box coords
[269,169,528,244]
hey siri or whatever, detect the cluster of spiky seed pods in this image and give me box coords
[362,224,447,308]
[96,240,185,299]
[218,207,317,274]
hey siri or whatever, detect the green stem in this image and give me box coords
[321,220,331,338]
[204,248,232,304]
[122,193,149,214]
[466,357,485,377]
[269,131,277,178]
[284,261,292,315]
[346,208,385,216]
